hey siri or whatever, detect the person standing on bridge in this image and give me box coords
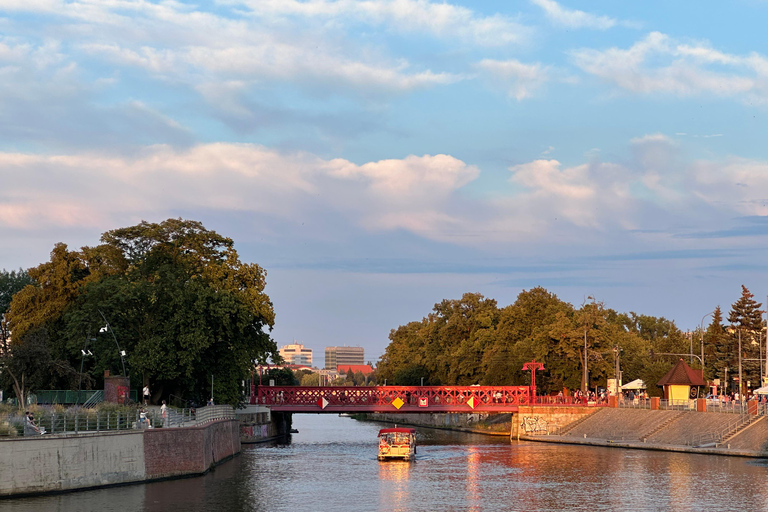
[143,384,150,405]
[160,400,168,427]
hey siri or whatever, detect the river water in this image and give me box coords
[5,414,768,511]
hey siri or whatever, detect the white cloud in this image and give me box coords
[83,40,459,92]
[4,0,512,97]
[476,58,550,100]
[530,0,616,30]
[0,145,479,240]
[4,136,767,248]
[219,0,530,47]
[692,158,768,217]
[572,32,768,101]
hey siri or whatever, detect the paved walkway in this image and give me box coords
[520,408,768,458]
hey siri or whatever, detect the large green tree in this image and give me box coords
[6,219,278,405]
[378,288,690,396]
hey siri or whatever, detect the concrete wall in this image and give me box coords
[365,412,512,435]
[237,405,287,443]
[512,406,600,437]
[0,419,240,497]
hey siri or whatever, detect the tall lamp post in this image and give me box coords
[97,309,126,377]
[522,360,545,404]
[700,310,715,378]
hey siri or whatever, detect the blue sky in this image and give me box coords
[2,0,768,364]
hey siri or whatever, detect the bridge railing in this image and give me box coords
[257,385,536,409]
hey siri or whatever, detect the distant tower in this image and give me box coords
[279,343,313,365]
[324,346,364,370]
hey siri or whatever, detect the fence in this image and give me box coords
[0,406,198,436]
[194,405,237,424]
[617,397,768,415]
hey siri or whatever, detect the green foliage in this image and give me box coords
[728,285,764,388]
[392,365,430,386]
[300,373,321,386]
[5,219,279,405]
[0,269,33,316]
[378,288,699,395]
[265,368,297,386]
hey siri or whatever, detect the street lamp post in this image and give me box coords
[738,329,743,401]
[97,309,126,377]
[700,310,715,378]
[613,346,621,397]
[582,327,588,394]
[522,359,545,404]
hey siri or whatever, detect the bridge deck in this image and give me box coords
[257,385,601,413]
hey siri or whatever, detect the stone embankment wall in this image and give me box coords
[512,406,599,437]
[361,412,512,435]
[237,405,291,443]
[0,419,240,497]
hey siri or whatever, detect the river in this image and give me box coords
[4,414,768,511]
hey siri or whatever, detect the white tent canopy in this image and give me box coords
[621,379,646,391]
[753,385,768,395]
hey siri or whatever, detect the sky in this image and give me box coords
[2,0,768,365]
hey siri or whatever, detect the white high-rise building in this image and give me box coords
[279,343,313,365]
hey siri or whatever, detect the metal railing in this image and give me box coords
[194,405,236,424]
[685,413,754,447]
[82,391,104,408]
[0,406,199,436]
[615,398,768,414]
[531,396,608,407]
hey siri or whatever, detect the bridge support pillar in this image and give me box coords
[271,411,292,437]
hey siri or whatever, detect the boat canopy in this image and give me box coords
[378,428,415,435]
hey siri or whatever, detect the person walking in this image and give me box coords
[143,384,150,405]
[160,400,168,427]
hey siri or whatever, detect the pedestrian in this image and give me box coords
[207,397,214,406]
[139,408,152,429]
[25,411,41,435]
[143,384,150,405]
[160,400,168,427]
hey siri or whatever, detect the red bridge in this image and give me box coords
[257,386,603,413]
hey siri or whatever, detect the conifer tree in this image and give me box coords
[706,306,731,382]
[728,286,763,392]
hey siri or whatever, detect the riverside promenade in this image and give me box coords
[0,405,241,497]
[519,407,768,457]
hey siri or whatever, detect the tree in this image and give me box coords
[300,373,321,386]
[6,219,279,405]
[0,269,36,404]
[265,368,297,386]
[728,285,763,393]
[705,306,730,382]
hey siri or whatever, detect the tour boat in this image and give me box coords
[378,427,416,461]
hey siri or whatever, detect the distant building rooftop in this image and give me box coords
[338,364,374,376]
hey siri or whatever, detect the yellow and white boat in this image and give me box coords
[378,427,416,461]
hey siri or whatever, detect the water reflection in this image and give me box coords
[378,461,411,511]
[5,415,768,512]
